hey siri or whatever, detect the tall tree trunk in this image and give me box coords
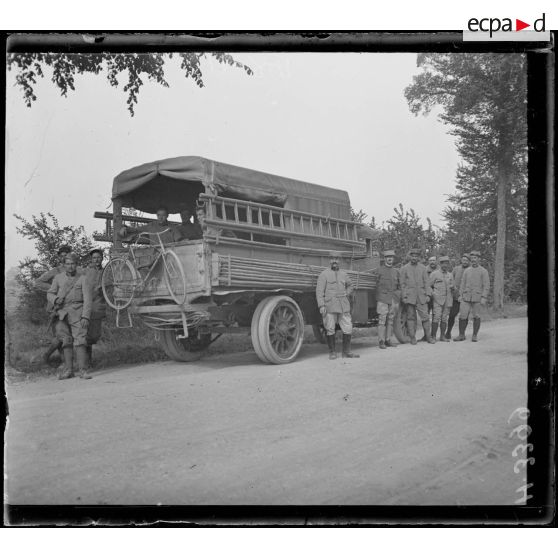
[493,159,509,310]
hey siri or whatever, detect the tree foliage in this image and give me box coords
[14,213,95,322]
[7,52,253,116]
[404,53,527,308]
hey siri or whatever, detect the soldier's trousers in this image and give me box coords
[323,312,353,335]
[54,317,88,348]
[432,301,450,324]
[460,301,482,320]
[405,302,429,325]
[377,301,397,327]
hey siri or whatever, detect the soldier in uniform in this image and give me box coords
[445,253,470,340]
[118,206,175,244]
[455,250,490,342]
[375,249,401,349]
[428,256,454,342]
[316,251,359,360]
[84,248,107,368]
[47,253,93,379]
[420,255,439,341]
[35,244,82,365]
[400,248,434,345]
[173,208,203,241]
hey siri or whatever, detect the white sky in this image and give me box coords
[5,52,459,269]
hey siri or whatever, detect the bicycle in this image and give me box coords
[101,229,187,310]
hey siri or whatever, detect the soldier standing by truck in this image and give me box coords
[400,248,434,345]
[455,250,490,342]
[316,251,359,360]
[428,256,454,342]
[47,253,93,380]
[84,248,107,368]
[34,244,79,365]
[445,253,470,340]
[375,249,401,349]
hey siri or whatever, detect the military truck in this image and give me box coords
[94,156,408,364]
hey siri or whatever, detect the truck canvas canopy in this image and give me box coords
[113,156,352,219]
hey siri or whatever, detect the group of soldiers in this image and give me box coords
[316,248,490,360]
[35,244,107,380]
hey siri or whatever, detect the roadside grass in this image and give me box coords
[5,303,526,383]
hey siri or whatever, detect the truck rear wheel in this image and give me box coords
[393,303,410,344]
[251,296,305,364]
[159,328,209,362]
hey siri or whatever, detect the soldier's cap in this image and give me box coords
[428,256,437,263]
[461,253,471,260]
[58,244,72,255]
[409,248,421,256]
[329,251,342,259]
[383,250,396,257]
[89,248,104,257]
[469,250,481,257]
[438,256,450,263]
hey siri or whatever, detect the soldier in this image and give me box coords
[429,256,454,342]
[118,206,175,244]
[455,250,490,342]
[84,248,107,368]
[316,251,359,360]
[196,206,236,239]
[400,248,434,345]
[375,249,401,349]
[420,255,439,341]
[173,208,203,241]
[445,253,470,340]
[35,244,83,365]
[47,253,93,380]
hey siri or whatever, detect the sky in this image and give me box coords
[5,52,460,269]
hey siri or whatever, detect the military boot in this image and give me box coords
[76,345,92,379]
[43,340,63,366]
[439,322,450,342]
[58,347,74,380]
[408,321,417,345]
[472,317,481,342]
[445,315,455,340]
[342,334,360,358]
[378,325,386,349]
[385,324,398,347]
[86,345,93,368]
[326,335,337,360]
[423,321,435,344]
[431,322,439,342]
[454,319,467,341]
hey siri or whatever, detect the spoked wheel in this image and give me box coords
[159,328,210,362]
[393,303,410,344]
[251,296,305,364]
[101,257,138,310]
[163,249,187,305]
[312,323,327,344]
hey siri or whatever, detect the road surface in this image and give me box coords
[6,318,528,506]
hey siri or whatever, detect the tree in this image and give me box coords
[7,52,253,116]
[14,213,95,322]
[381,203,443,259]
[405,53,527,309]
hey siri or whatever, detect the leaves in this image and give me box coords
[405,53,527,305]
[8,52,253,116]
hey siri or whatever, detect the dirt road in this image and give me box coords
[6,318,527,506]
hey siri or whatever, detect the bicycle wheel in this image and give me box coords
[162,249,187,305]
[101,257,139,310]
